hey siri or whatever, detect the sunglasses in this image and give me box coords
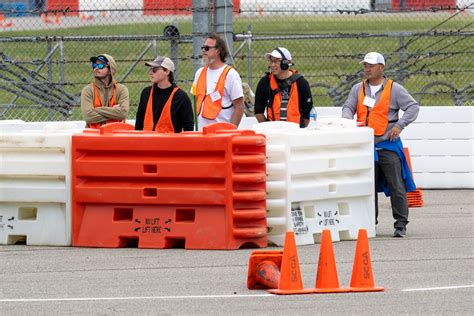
[150,67,164,73]
[201,45,217,51]
[92,63,107,70]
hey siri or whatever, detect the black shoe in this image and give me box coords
[393,227,406,238]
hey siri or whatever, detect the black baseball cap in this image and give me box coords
[90,55,109,64]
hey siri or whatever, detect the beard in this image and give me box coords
[202,55,215,66]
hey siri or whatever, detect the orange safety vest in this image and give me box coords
[88,81,124,129]
[267,72,301,124]
[356,79,393,136]
[143,85,178,133]
[195,65,231,120]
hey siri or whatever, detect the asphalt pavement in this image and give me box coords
[1,189,473,315]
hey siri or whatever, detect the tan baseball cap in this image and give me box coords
[145,56,175,72]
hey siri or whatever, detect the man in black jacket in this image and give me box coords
[135,56,194,133]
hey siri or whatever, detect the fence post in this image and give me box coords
[399,34,406,86]
[47,38,53,120]
[164,25,180,82]
[59,38,64,86]
[192,0,210,73]
[214,0,234,65]
[247,25,253,88]
[152,39,157,58]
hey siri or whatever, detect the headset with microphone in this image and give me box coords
[274,47,292,70]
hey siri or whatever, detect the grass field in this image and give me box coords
[1,13,472,121]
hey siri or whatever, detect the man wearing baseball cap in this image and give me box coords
[135,56,193,132]
[342,51,419,238]
[254,47,313,127]
[81,53,129,128]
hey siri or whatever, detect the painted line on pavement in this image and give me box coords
[402,285,474,292]
[0,294,274,303]
[2,285,473,303]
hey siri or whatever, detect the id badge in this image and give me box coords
[209,91,221,102]
[363,96,376,109]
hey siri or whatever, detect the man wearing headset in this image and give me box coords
[254,47,313,127]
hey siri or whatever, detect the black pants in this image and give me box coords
[375,149,409,229]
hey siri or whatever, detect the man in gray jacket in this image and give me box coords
[81,53,129,128]
[342,52,419,238]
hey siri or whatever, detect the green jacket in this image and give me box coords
[80,53,129,126]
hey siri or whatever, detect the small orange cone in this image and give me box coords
[80,13,94,22]
[312,230,350,293]
[41,12,53,24]
[247,231,313,295]
[404,147,424,208]
[349,229,384,292]
[54,13,61,25]
[247,250,283,289]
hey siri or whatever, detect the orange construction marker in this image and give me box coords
[349,229,384,292]
[312,230,350,293]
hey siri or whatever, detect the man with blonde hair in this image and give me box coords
[81,54,129,128]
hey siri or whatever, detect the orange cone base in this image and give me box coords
[349,286,384,292]
[312,287,351,293]
[268,288,315,295]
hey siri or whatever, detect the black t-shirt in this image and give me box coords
[254,73,313,126]
[135,84,194,132]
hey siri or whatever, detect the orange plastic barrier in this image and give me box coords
[72,122,267,249]
[143,0,241,16]
[47,0,79,16]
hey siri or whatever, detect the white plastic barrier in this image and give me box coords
[0,122,82,246]
[252,119,375,246]
[0,120,85,132]
[79,0,143,17]
[313,106,474,188]
[402,107,474,188]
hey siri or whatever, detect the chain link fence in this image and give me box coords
[0,0,473,122]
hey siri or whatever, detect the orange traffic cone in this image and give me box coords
[312,230,350,293]
[41,12,53,24]
[404,147,424,208]
[247,231,313,295]
[247,250,283,289]
[349,229,384,292]
[80,13,94,22]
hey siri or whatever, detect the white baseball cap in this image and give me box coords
[265,47,292,61]
[145,56,175,72]
[360,52,385,65]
